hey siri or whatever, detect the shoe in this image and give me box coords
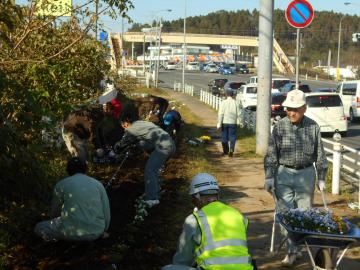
[222,152,228,156]
[145,199,160,208]
[281,253,297,267]
[228,151,233,157]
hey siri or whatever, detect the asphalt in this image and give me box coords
[164,88,360,270]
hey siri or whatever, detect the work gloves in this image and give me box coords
[216,123,221,130]
[264,178,274,193]
[317,180,326,191]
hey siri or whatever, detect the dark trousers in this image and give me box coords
[221,124,237,154]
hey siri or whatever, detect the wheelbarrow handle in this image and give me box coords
[321,190,329,211]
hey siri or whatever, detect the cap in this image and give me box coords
[163,114,173,126]
[282,89,306,108]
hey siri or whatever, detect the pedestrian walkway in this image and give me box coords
[165,90,360,270]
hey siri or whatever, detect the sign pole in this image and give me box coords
[295,28,300,89]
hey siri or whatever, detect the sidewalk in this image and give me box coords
[165,89,360,270]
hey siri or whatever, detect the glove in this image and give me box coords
[318,180,326,191]
[216,123,221,130]
[264,178,274,193]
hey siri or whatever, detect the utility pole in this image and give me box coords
[155,18,162,88]
[182,0,187,92]
[143,34,146,73]
[95,0,99,40]
[256,0,274,156]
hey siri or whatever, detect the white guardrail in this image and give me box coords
[173,82,194,96]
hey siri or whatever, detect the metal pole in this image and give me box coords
[121,16,124,73]
[155,18,162,88]
[256,0,274,155]
[143,34,146,73]
[332,142,341,195]
[182,0,187,92]
[295,28,300,89]
[336,17,343,81]
[95,0,99,40]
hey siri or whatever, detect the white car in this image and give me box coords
[205,63,218,73]
[236,83,258,109]
[305,92,348,136]
[186,61,200,71]
[246,76,291,93]
[165,61,177,70]
[336,80,360,122]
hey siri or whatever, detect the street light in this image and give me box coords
[155,9,172,88]
[336,2,351,81]
[182,0,187,92]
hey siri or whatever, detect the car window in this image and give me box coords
[342,83,357,95]
[215,79,228,87]
[246,87,257,94]
[306,95,343,107]
[272,94,286,105]
[273,80,290,89]
[229,82,243,90]
[238,85,245,94]
[299,85,311,93]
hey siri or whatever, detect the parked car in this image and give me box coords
[236,64,250,74]
[208,78,228,96]
[271,92,287,119]
[336,80,360,122]
[227,63,237,73]
[279,83,311,93]
[218,64,233,75]
[204,63,218,73]
[224,81,246,95]
[186,61,200,71]
[247,76,258,84]
[236,83,258,108]
[305,92,348,136]
[165,61,177,70]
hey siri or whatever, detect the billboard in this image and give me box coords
[35,0,72,17]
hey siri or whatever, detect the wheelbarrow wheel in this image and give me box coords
[314,248,333,269]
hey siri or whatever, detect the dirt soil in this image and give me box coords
[4,90,360,270]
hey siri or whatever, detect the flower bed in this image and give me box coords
[278,208,350,235]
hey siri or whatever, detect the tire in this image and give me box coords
[314,248,333,269]
[349,109,355,123]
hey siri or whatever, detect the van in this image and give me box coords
[305,93,347,136]
[236,83,258,108]
[336,80,360,122]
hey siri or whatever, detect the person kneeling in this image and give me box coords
[162,173,255,270]
[34,157,111,242]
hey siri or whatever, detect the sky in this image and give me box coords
[17,0,360,33]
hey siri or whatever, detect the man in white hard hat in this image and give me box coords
[264,89,328,266]
[162,173,254,270]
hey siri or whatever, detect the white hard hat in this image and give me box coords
[189,173,219,195]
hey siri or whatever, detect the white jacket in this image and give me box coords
[217,97,241,125]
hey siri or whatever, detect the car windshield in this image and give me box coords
[272,94,286,104]
[229,82,243,89]
[214,79,228,87]
[247,87,257,94]
[223,65,231,68]
[306,95,342,107]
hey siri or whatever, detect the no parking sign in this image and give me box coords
[285,0,314,29]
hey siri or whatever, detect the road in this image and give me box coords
[158,69,360,183]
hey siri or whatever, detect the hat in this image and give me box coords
[282,90,306,108]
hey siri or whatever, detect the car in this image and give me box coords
[224,81,246,95]
[165,61,177,70]
[279,83,311,93]
[271,78,292,92]
[186,61,200,71]
[204,63,218,73]
[312,88,336,93]
[336,80,360,122]
[236,64,250,74]
[236,83,258,108]
[208,78,228,96]
[305,92,348,136]
[271,92,287,119]
[227,63,237,73]
[247,76,258,84]
[218,64,233,75]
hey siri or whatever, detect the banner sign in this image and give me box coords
[36,0,72,17]
[221,45,238,50]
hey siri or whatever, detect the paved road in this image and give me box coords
[158,69,360,182]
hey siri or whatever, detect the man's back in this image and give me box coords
[54,173,110,239]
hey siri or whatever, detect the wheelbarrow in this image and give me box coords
[275,214,360,270]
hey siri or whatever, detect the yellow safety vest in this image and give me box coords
[193,201,253,270]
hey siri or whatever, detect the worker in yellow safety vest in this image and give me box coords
[162,173,256,270]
